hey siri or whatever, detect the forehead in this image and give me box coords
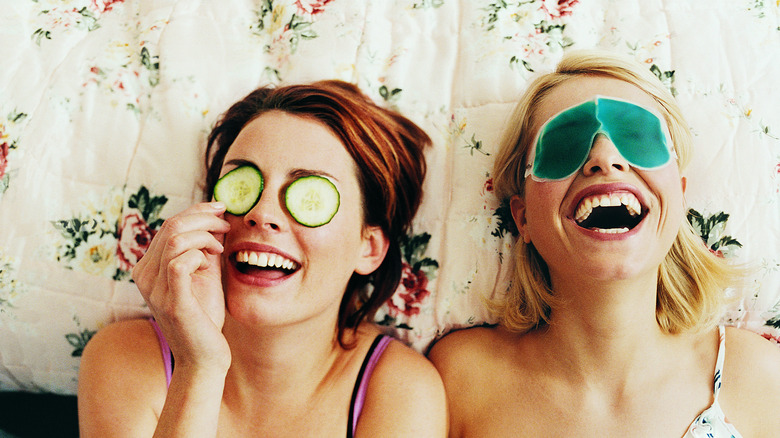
[224,110,355,173]
[534,75,662,130]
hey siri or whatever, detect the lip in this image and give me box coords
[567,218,644,240]
[225,242,300,287]
[568,182,648,240]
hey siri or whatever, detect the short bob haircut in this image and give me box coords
[492,49,741,334]
[204,80,430,347]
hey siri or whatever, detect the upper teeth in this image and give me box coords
[575,193,642,223]
[236,250,298,270]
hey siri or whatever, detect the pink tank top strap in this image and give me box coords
[348,334,393,437]
[148,318,173,388]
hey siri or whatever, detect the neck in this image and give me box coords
[537,270,672,386]
[221,312,346,405]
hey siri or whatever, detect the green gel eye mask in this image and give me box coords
[525,96,676,182]
[213,165,340,227]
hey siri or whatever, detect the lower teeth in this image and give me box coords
[594,227,630,234]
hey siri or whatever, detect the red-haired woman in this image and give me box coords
[78,80,446,437]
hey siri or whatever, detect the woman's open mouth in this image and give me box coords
[573,192,646,234]
[233,250,300,279]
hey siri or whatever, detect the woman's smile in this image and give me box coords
[226,242,301,287]
[569,182,649,239]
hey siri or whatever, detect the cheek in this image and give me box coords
[665,185,688,232]
[522,181,570,246]
[524,181,569,220]
[307,203,365,254]
[653,166,687,210]
[644,167,688,243]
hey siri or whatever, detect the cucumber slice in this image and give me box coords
[213,165,264,215]
[285,175,340,227]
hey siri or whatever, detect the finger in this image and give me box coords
[136,226,222,278]
[134,205,227,293]
[159,249,213,311]
[136,207,225,273]
[163,229,225,262]
[177,201,227,220]
[147,210,228,267]
[158,211,230,240]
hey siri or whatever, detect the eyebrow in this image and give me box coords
[223,159,339,182]
[224,158,256,169]
[288,168,339,182]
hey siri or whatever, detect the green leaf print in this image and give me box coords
[127,186,168,229]
[650,64,677,97]
[65,316,97,357]
[686,208,742,257]
[379,85,402,103]
[491,198,518,239]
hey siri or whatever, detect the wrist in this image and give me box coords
[175,351,232,380]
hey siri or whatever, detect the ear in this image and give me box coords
[509,195,532,244]
[680,175,687,194]
[355,225,390,275]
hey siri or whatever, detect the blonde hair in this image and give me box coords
[492,49,741,334]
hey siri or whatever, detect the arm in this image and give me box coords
[153,359,228,438]
[83,202,233,437]
[355,341,448,437]
[138,202,232,437]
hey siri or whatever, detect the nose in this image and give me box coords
[242,187,285,231]
[581,134,630,177]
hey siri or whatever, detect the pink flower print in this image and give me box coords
[294,0,334,16]
[540,0,579,20]
[0,140,9,181]
[761,331,780,345]
[483,177,494,194]
[91,0,125,14]
[117,212,156,271]
[389,263,431,317]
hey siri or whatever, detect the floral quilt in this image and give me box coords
[0,0,778,394]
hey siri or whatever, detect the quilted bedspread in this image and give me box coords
[1,0,778,395]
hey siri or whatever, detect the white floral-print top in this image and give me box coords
[684,326,742,438]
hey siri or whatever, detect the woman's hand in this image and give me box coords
[133,202,232,372]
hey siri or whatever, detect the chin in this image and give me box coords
[223,288,287,328]
[566,251,658,283]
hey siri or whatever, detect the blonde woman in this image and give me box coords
[429,50,780,437]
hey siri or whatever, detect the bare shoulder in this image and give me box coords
[427,326,517,437]
[372,337,445,397]
[722,326,780,436]
[356,335,447,437]
[80,318,167,386]
[78,318,167,436]
[428,325,510,377]
[725,326,780,378]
